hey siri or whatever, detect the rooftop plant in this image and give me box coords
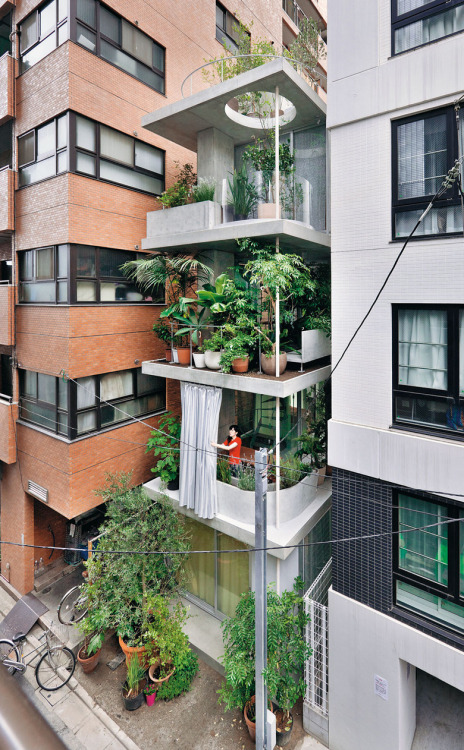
[158,162,196,208]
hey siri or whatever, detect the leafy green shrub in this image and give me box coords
[156,648,199,701]
[192,177,215,203]
[280,455,307,489]
[217,457,232,484]
[146,412,181,484]
[158,163,196,208]
[227,166,258,217]
[237,465,255,491]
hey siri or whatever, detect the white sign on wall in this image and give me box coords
[374,674,388,701]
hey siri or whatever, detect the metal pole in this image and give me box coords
[275,396,280,529]
[255,447,268,750]
[275,85,280,379]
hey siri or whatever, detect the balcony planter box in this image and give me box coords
[146,201,221,237]
[286,330,330,368]
[217,476,317,527]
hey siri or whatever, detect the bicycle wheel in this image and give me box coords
[58,586,88,625]
[0,639,20,675]
[35,646,75,691]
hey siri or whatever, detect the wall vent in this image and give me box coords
[27,481,48,503]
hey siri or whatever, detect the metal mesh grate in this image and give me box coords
[304,558,331,716]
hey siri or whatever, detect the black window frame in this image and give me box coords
[393,489,464,635]
[19,0,68,72]
[18,113,69,187]
[391,106,461,240]
[71,0,165,95]
[392,304,464,437]
[19,367,166,439]
[71,112,165,196]
[215,2,248,52]
[18,244,165,305]
[391,0,464,56]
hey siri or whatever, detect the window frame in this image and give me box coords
[393,489,464,633]
[18,114,69,187]
[19,0,68,71]
[391,0,464,56]
[391,106,461,240]
[392,304,464,436]
[215,1,248,52]
[71,0,165,95]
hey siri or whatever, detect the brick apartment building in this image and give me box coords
[0,0,327,601]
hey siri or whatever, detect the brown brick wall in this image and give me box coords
[0,169,14,233]
[0,53,14,125]
[16,306,70,375]
[0,462,35,594]
[0,400,17,464]
[0,285,14,346]
[33,500,67,568]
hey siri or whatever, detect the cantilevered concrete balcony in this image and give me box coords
[142,58,329,259]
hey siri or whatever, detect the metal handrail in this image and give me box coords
[180,53,326,98]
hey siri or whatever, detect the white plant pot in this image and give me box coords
[172,348,179,364]
[204,350,222,370]
[193,352,206,368]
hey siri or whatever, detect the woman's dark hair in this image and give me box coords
[229,424,241,436]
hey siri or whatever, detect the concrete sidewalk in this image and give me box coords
[0,581,140,750]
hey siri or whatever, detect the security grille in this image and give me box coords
[304,558,331,717]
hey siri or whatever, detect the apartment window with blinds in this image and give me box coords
[73,0,165,93]
[215,2,248,52]
[393,305,464,435]
[392,107,464,238]
[394,492,464,635]
[20,368,166,438]
[392,1,464,55]
[19,0,68,71]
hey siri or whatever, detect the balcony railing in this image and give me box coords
[0,169,14,233]
[0,53,14,125]
[0,282,14,346]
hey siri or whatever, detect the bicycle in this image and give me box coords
[57,584,88,625]
[0,626,76,691]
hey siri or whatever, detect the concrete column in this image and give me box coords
[197,127,235,207]
[1,464,35,593]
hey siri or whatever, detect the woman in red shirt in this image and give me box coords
[211,425,242,476]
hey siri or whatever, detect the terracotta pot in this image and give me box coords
[257,203,277,219]
[204,350,222,370]
[244,696,256,742]
[177,347,191,366]
[77,646,101,674]
[148,661,175,687]
[232,356,249,373]
[119,636,147,669]
[165,348,172,362]
[315,464,327,487]
[261,352,287,376]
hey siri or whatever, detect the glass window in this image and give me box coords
[76,376,96,408]
[398,309,448,390]
[394,1,464,54]
[135,141,164,174]
[99,248,131,277]
[100,370,133,401]
[76,24,96,51]
[101,6,120,44]
[20,0,68,71]
[76,246,96,276]
[18,132,35,167]
[57,114,68,150]
[38,373,56,404]
[100,126,133,165]
[36,247,54,279]
[76,115,96,152]
[76,151,96,175]
[58,0,67,22]
[24,371,37,398]
[122,21,152,67]
[20,251,34,280]
[58,378,68,409]
[398,494,448,585]
[37,121,56,159]
[100,159,163,194]
[20,12,38,52]
[77,0,96,28]
[40,1,56,37]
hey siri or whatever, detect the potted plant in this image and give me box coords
[219,327,257,373]
[227,165,258,220]
[155,648,198,702]
[144,595,190,689]
[122,656,147,711]
[146,412,181,490]
[201,329,226,370]
[144,682,157,706]
[157,162,196,208]
[191,176,216,203]
[153,319,174,361]
[77,629,104,674]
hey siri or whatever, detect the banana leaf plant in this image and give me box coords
[195,273,229,314]
[168,305,208,348]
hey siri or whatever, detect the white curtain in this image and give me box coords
[100,371,132,401]
[399,310,447,389]
[179,383,222,519]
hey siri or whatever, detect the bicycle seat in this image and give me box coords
[13,632,26,643]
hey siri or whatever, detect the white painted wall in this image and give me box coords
[329,590,464,750]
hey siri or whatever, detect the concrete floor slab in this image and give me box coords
[74,718,118,750]
[52,691,91,732]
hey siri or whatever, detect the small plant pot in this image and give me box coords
[148,662,175,688]
[193,352,205,368]
[77,646,101,674]
[167,476,180,491]
[275,709,293,747]
[257,202,277,219]
[261,352,287,376]
[165,348,172,362]
[172,348,179,364]
[122,680,146,711]
[232,356,249,373]
[119,636,147,669]
[314,464,327,486]
[244,696,256,742]
[145,691,156,706]
[234,213,248,221]
[204,350,222,370]
[177,347,191,366]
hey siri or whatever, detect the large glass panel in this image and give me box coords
[57,245,68,277]
[77,410,97,434]
[76,116,96,153]
[398,309,448,390]
[57,115,68,150]
[100,159,162,193]
[76,376,96,408]
[76,151,96,175]
[36,121,55,158]
[36,247,54,279]
[76,23,96,52]
[20,282,55,302]
[294,126,326,230]
[397,581,464,634]
[38,373,56,404]
[21,401,55,430]
[398,494,448,585]
[23,371,37,398]
[57,280,68,302]
[100,40,164,92]
[460,310,464,398]
[122,392,165,416]
[135,142,164,174]
[57,149,68,173]
[100,370,133,401]
[20,250,33,280]
[217,532,249,617]
[395,394,453,430]
[122,21,152,67]
[58,0,67,22]
[100,282,142,301]
[39,1,56,37]
[100,6,120,43]
[397,114,447,200]
[137,370,162,396]
[19,155,55,185]
[76,280,96,301]
[58,411,68,435]
[184,518,215,608]
[18,132,35,167]
[76,246,96,276]
[153,43,164,73]
[397,0,432,14]
[100,127,133,166]
[395,5,464,54]
[58,378,68,409]
[76,0,96,28]
[21,33,56,70]
[395,204,463,238]
[99,248,131,277]
[20,12,38,52]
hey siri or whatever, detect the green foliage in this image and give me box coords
[237,464,255,491]
[158,163,196,208]
[125,656,146,697]
[146,412,181,484]
[192,177,216,203]
[217,456,232,484]
[144,594,190,676]
[219,579,310,716]
[156,648,199,701]
[286,16,326,76]
[219,328,256,373]
[227,166,259,217]
[243,130,298,207]
[294,384,327,469]
[279,455,307,489]
[144,683,157,696]
[152,319,173,346]
[83,472,190,646]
